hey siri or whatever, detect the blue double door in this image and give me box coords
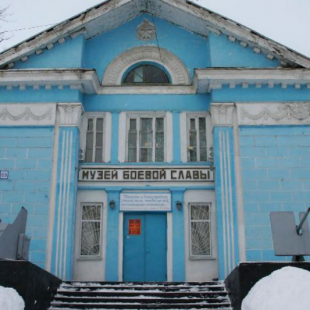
[123,213,167,282]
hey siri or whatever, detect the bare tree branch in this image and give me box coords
[0,6,10,44]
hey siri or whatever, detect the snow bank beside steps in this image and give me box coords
[0,286,24,310]
[242,266,310,310]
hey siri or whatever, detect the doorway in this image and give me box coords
[123,213,167,281]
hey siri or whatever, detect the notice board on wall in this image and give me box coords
[120,193,171,211]
[128,219,141,235]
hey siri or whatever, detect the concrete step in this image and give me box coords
[49,281,232,310]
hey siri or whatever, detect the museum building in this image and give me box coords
[0,0,310,282]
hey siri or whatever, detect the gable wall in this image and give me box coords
[209,33,280,67]
[14,35,85,69]
[84,14,210,81]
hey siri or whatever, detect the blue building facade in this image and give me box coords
[0,0,310,281]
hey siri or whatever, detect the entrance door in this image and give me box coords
[123,213,167,282]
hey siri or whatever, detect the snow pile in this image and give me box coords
[0,286,24,310]
[242,266,310,310]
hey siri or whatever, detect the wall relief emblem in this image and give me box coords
[0,107,53,121]
[137,19,156,41]
[240,103,310,121]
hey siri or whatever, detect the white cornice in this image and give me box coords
[0,103,56,126]
[0,68,194,94]
[2,68,310,95]
[195,68,310,93]
[0,69,100,94]
[98,85,195,94]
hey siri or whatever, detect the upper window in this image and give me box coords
[123,65,170,84]
[188,116,208,162]
[80,114,106,163]
[189,203,211,258]
[127,116,165,162]
[85,117,105,162]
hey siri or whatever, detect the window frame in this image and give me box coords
[188,202,212,260]
[186,113,213,162]
[80,113,106,163]
[126,112,166,163]
[78,202,103,260]
[123,63,171,85]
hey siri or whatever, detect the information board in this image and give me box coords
[120,193,171,211]
[129,219,141,235]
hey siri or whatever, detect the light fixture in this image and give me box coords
[176,201,182,211]
[109,200,115,209]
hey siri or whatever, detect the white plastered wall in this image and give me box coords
[184,190,218,281]
[74,190,107,281]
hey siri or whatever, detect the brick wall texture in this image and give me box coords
[239,126,310,261]
[0,127,54,268]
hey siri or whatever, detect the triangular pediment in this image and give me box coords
[0,0,310,69]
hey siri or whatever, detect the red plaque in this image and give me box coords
[129,219,141,235]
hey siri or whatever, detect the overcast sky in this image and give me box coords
[0,0,309,58]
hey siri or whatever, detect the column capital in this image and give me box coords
[211,103,235,126]
[57,103,84,127]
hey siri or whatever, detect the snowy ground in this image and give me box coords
[242,266,310,310]
[0,286,24,310]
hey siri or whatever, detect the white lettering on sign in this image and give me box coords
[79,166,214,182]
[120,193,171,211]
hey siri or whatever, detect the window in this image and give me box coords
[127,116,165,162]
[123,65,170,84]
[189,203,211,258]
[188,116,208,162]
[83,115,105,162]
[80,203,102,257]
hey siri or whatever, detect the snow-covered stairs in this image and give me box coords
[49,281,232,310]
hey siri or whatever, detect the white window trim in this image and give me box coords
[78,202,104,260]
[185,113,213,163]
[125,112,167,163]
[189,202,212,260]
[80,112,111,163]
